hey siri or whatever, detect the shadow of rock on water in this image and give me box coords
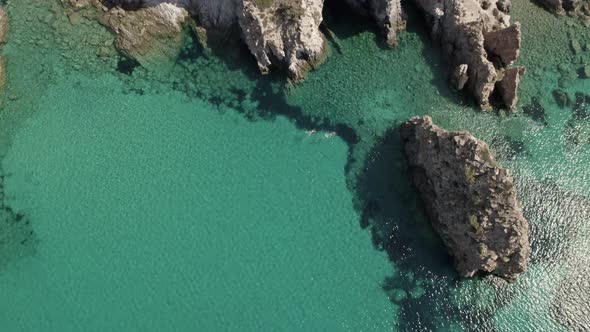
[0,163,37,268]
[522,96,548,126]
[406,3,472,111]
[323,0,386,49]
[121,23,361,146]
[352,126,521,331]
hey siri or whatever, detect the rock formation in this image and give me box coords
[400,116,530,281]
[413,0,524,110]
[65,0,529,107]
[238,0,326,80]
[86,0,329,79]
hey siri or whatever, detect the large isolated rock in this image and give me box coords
[238,0,326,80]
[412,0,524,110]
[400,116,530,282]
[343,0,406,46]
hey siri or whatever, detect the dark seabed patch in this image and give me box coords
[0,164,36,267]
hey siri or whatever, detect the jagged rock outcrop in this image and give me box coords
[413,0,524,110]
[496,66,525,109]
[400,116,530,281]
[97,0,327,79]
[238,0,326,80]
[74,0,530,103]
[343,0,406,46]
[90,0,408,79]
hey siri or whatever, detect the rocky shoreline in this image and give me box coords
[400,116,530,281]
[60,0,527,109]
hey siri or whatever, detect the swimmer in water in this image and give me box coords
[306,129,317,136]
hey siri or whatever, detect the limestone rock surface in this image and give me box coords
[238,0,326,80]
[99,3,189,66]
[400,116,530,281]
[412,0,524,110]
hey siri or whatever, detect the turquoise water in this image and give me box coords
[0,74,394,331]
[0,0,589,331]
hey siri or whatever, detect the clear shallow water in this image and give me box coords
[1,74,394,331]
[0,0,589,331]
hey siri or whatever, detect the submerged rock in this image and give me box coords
[412,0,524,110]
[98,3,189,67]
[400,116,530,282]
